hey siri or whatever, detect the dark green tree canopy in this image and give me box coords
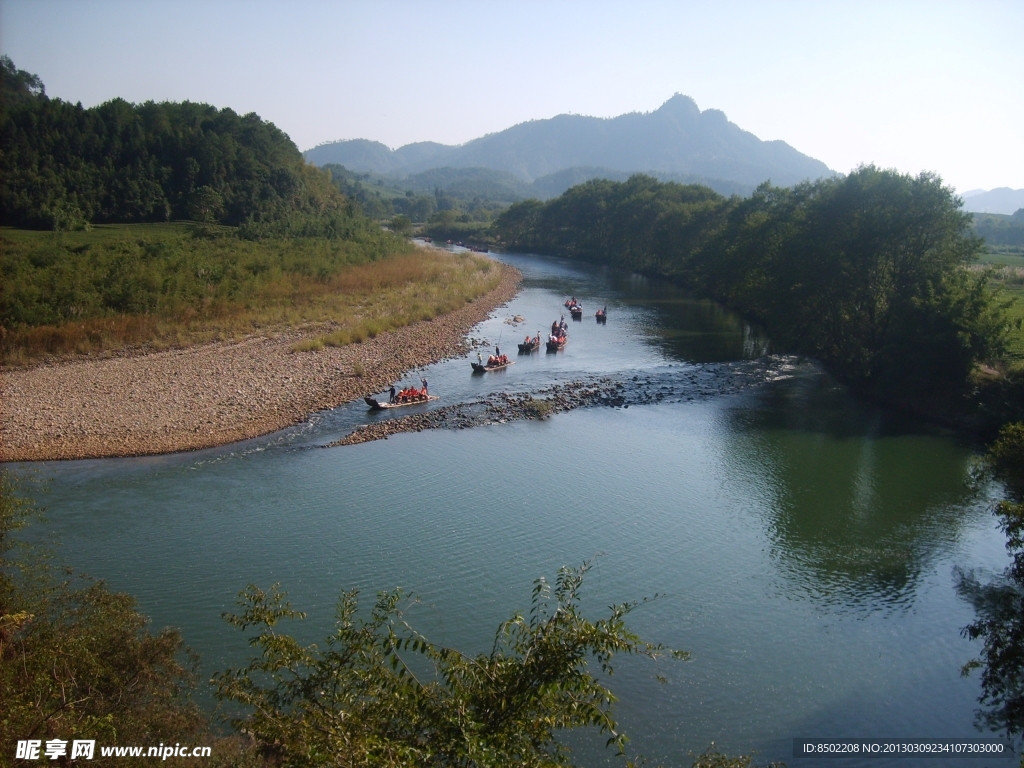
[958,424,1024,739]
[0,58,348,231]
[495,168,1006,400]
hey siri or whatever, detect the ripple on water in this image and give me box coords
[12,251,1016,767]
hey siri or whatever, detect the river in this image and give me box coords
[9,250,1016,766]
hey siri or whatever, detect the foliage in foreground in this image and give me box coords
[0,471,212,765]
[214,562,689,767]
[2,472,772,767]
[958,422,1024,739]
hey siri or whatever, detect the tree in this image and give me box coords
[0,471,207,760]
[771,167,1002,397]
[959,423,1024,740]
[0,55,45,106]
[0,58,355,230]
[492,199,545,250]
[214,561,688,767]
[495,168,1008,403]
[389,214,413,236]
[187,186,225,223]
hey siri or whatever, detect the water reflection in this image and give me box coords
[957,559,1024,741]
[9,249,1010,765]
[721,372,980,612]
[500,252,768,364]
[604,270,770,363]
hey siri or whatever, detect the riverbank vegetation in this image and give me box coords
[976,248,1024,362]
[287,249,502,352]
[974,210,1024,250]
[213,562,689,767]
[0,472,239,767]
[0,58,508,366]
[958,424,1024,741]
[0,222,419,364]
[319,163,505,246]
[493,168,1016,421]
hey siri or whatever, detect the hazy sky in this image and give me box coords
[2,0,1021,192]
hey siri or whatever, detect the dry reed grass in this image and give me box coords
[290,251,500,352]
[2,249,500,365]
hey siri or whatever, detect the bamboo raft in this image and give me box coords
[364,395,439,410]
[471,360,515,373]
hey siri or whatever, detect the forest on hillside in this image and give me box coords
[974,209,1024,247]
[0,57,423,362]
[0,56,352,236]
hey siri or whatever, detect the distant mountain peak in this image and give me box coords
[656,93,701,118]
[304,96,834,189]
[961,187,1024,215]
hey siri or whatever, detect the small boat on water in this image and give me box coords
[364,394,439,410]
[546,333,567,352]
[547,317,569,351]
[595,307,607,323]
[570,305,583,320]
[472,358,515,373]
[472,350,513,372]
[518,335,542,353]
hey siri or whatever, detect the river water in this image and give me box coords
[10,251,1016,766]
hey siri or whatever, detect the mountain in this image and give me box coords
[401,166,528,202]
[960,188,1024,215]
[304,95,834,190]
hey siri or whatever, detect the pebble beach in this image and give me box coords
[0,262,521,462]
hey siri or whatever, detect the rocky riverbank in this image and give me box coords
[0,262,521,462]
[331,355,802,446]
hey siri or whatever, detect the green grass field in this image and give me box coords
[972,249,1024,362]
[0,221,236,245]
[978,246,1024,268]
[997,283,1024,361]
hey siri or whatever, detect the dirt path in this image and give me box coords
[0,263,521,461]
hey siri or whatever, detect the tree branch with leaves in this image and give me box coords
[213,561,688,768]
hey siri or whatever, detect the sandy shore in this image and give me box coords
[0,262,521,462]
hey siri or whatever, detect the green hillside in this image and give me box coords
[0,56,349,233]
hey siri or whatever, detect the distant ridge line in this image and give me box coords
[304,95,834,190]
